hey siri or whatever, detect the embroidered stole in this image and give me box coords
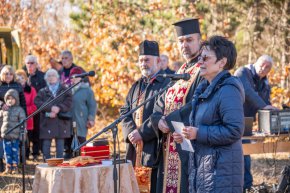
[134,83,152,193]
[162,63,199,193]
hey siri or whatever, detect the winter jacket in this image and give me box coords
[234,64,271,118]
[71,82,97,138]
[23,84,37,130]
[0,81,27,114]
[28,69,46,92]
[188,71,245,193]
[0,89,26,140]
[34,84,72,139]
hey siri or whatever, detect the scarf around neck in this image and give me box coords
[48,82,60,97]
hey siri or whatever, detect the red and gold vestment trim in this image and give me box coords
[163,63,199,193]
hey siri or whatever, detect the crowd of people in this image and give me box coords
[0,51,97,174]
[121,18,277,193]
[0,16,278,193]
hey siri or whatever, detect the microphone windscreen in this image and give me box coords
[184,73,191,81]
[88,71,95,76]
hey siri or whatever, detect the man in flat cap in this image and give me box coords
[150,18,203,193]
[120,40,170,193]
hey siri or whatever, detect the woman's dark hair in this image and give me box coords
[201,36,237,70]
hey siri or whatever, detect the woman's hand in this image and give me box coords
[158,116,170,133]
[182,126,199,140]
[49,111,57,118]
[172,132,183,143]
[86,120,95,128]
[51,106,60,114]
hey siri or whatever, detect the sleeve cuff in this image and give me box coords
[196,125,208,144]
[88,115,95,121]
[137,129,144,141]
[150,115,162,131]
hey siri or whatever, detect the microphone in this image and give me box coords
[70,71,95,79]
[158,73,191,81]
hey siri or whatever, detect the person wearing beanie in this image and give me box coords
[0,89,26,174]
[120,40,170,193]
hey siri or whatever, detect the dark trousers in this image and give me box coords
[150,168,158,193]
[29,114,41,157]
[77,136,86,144]
[26,130,41,157]
[243,139,253,189]
[244,155,253,189]
[64,136,73,159]
[42,138,64,160]
[0,139,4,159]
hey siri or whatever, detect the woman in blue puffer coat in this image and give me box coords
[173,35,245,193]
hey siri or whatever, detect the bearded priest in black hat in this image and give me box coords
[150,18,203,193]
[120,40,170,193]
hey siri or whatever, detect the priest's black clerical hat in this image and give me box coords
[139,40,159,56]
[173,18,200,37]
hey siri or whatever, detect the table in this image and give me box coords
[32,163,139,193]
[242,133,290,155]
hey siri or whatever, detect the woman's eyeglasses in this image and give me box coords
[3,72,13,76]
[198,55,216,63]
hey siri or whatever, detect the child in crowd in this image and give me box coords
[16,69,37,160]
[0,89,26,174]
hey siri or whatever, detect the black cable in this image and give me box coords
[117,130,121,193]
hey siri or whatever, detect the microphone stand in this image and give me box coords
[4,76,86,193]
[74,79,176,193]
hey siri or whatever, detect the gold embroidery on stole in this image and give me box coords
[134,87,152,193]
[162,63,199,193]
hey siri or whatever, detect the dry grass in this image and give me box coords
[251,153,290,186]
[0,159,37,193]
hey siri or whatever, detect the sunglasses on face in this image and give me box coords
[198,55,216,63]
[3,72,13,76]
[26,62,35,65]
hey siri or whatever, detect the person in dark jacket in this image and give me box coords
[150,18,202,193]
[234,55,276,118]
[173,36,245,193]
[120,40,169,193]
[0,65,27,171]
[25,55,46,93]
[0,65,27,112]
[25,55,46,161]
[160,54,175,74]
[60,50,78,87]
[234,55,277,191]
[34,69,72,160]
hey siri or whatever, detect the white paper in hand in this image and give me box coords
[171,121,194,152]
